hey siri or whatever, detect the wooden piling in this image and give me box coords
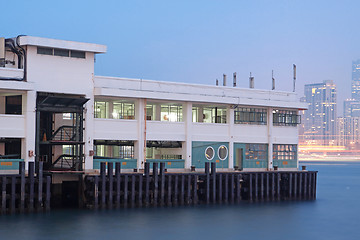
[218,174,222,203]
[160,163,165,206]
[108,163,113,209]
[180,175,185,205]
[145,162,150,207]
[11,176,15,214]
[19,161,25,213]
[153,163,158,207]
[224,174,229,203]
[46,176,51,211]
[211,162,216,203]
[124,175,128,208]
[205,162,210,204]
[100,162,106,209]
[131,175,136,208]
[1,177,6,214]
[115,162,121,208]
[230,174,235,203]
[37,162,43,210]
[29,162,35,212]
[94,176,99,210]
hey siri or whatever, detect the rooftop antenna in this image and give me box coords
[293,64,296,92]
[233,72,237,87]
[223,74,227,86]
[216,79,219,86]
[272,70,275,90]
[249,72,254,88]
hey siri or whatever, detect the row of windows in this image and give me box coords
[93,100,300,126]
[37,47,86,59]
[90,143,297,162]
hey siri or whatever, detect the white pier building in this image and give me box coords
[0,36,306,172]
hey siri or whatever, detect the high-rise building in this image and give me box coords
[344,99,360,117]
[352,59,360,100]
[304,80,337,145]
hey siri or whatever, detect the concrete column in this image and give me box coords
[228,106,234,169]
[267,107,273,170]
[135,99,145,169]
[155,103,161,121]
[23,91,36,170]
[84,96,94,170]
[184,102,192,169]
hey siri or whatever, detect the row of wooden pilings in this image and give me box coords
[84,162,317,209]
[0,162,51,215]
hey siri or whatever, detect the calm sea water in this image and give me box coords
[0,163,359,240]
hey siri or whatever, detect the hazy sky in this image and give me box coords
[3,0,360,114]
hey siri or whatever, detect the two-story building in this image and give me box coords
[0,35,306,173]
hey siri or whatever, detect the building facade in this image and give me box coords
[303,80,337,145]
[0,36,306,172]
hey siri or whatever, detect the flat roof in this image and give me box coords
[18,36,107,53]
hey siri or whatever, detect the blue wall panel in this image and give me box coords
[192,141,229,168]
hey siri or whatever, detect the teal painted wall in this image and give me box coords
[146,159,185,169]
[192,141,229,168]
[233,143,268,169]
[93,158,137,169]
[273,159,297,168]
[0,159,24,170]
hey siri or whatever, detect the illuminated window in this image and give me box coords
[161,104,182,122]
[245,144,268,160]
[192,105,227,123]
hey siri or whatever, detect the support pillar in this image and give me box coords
[135,99,146,169]
[184,102,192,169]
[23,91,36,170]
[228,106,234,169]
[267,107,273,170]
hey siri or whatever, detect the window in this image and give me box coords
[37,47,53,55]
[94,101,109,118]
[54,48,69,57]
[205,147,215,160]
[245,144,268,160]
[273,109,301,126]
[273,144,297,161]
[192,105,227,123]
[218,145,228,160]
[112,101,135,119]
[94,99,135,119]
[70,50,86,59]
[113,145,134,159]
[234,107,267,125]
[161,104,182,122]
[37,47,86,59]
[5,95,22,115]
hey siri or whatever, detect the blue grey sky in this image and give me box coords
[3,0,360,113]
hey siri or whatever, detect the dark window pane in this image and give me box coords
[71,50,86,59]
[54,48,69,57]
[37,47,53,55]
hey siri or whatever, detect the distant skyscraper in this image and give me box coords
[344,99,360,117]
[304,80,337,145]
[352,60,360,100]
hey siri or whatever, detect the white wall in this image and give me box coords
[0,114,25,137]
[94,119,138,140]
